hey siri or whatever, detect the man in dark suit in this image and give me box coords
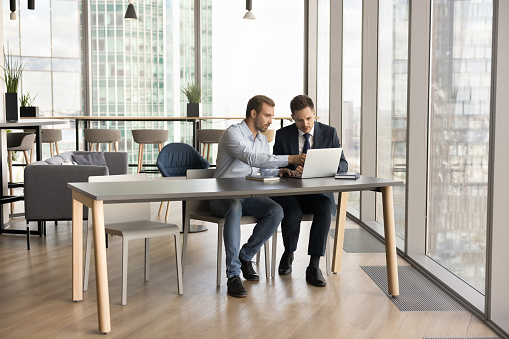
[273,94,348,286]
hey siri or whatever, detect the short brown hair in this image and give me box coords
[246,95,275,118]
[290,94,314,114]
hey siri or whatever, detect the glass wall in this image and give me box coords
[376,0,409,240]
[88,0,212,170]
[342,0,362,211]
[2,0,81,180]
[427,0,493,293]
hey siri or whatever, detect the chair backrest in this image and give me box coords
[261,129,275,143]
[7,132,36,150]
[89,173,150,224]
[186,168,215,212]
[196,129,224,144]
[156,142,210,177]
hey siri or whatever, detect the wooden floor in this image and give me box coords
[0,200,499,338]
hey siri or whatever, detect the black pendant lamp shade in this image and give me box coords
[10,0,16,20]
[243,0,255,20]
[125,0,138,20]
[9,0,36,20]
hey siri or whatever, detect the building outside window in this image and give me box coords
[376,0,409,240]
[342,0,362,212]
[427,0,493,294]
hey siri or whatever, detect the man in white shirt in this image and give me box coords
[210,95,305,298]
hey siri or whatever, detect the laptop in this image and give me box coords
[293,148,342,179]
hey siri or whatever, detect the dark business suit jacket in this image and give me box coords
[273,122,348,172]
[273,122,348,215]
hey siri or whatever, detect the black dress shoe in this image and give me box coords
[278,252,294,275]
[227,275,248,298]
[239,256,259,281]
[306,267,326,287]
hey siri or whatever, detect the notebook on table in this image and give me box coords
[293,148,342,179]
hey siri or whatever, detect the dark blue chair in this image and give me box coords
[156,142,210,177]
[156,143,210,221]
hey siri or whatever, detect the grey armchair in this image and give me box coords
[23,151,128,249]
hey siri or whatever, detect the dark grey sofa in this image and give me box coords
[24,151,128,222]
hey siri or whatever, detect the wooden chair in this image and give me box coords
[131,129,168,173]
[267,216,333,277]
[7,132,36,213]
[196,129,224,163]
[83,173,183,305]
[261,129,275,143]
[84,129,121,152]
[41,129,63,157]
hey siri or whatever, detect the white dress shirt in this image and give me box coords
[214,120,289,178]
[298,125,315,153]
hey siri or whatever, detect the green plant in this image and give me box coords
[1,48,25,93]
[20,92,37,107]
[181,82,203,103]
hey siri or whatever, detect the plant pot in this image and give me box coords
[5,92,19,121]
[187,103,201,117]
[20,106,39,118]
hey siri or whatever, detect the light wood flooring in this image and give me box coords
[0,200,499,338]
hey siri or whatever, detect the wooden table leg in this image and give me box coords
[332,192,348,273]
[381,186,399,296]
[91,199,111,334]
[72,195,83,302]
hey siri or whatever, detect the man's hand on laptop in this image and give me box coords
[288,154,306,167]
[278,166,303,177]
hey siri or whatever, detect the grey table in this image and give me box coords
[68,175,402,334]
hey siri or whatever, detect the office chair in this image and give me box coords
[156,143,210,221]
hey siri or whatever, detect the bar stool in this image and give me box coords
[131,129,169,173]
[196,129,224,163]
[84,129,121,152]
[261,129,275,143]
[7,132,36,213]
[42,129,63,158]
[24,128,63,162]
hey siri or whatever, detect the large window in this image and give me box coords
[376,0,409,240]
[427,0,493,293]
[87,0,212,169]
[211,0,304,123]
[316,0,330,125]
[342,0,362,211]
[3,0,80,180]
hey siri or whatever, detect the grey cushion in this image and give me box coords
[72,152,108,166]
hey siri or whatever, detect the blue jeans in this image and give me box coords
[209,197,284,279]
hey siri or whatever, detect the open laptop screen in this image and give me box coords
[294,148,342,179]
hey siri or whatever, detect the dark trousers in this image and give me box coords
[272,194,332,256]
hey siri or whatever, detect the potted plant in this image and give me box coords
[181,82,203,117]
[1,49,25,121]
[19,92,39,117]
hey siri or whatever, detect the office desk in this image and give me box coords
[0,119,67,227]
[69,175,402,334]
